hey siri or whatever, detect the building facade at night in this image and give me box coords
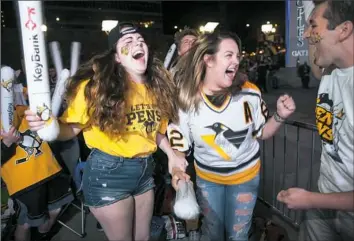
[43,1,163,33]
[1,1,172,69]
[1,1,163,32]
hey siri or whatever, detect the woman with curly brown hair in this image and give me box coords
[25,22,187,241]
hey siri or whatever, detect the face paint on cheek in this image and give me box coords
[121,46,129,56]
[310,31,323,44]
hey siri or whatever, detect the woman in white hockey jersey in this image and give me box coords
[168,30,296,241]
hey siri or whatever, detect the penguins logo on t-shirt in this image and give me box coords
[143,120,157,134]
[316,92,344,163]
[316,93,334,144]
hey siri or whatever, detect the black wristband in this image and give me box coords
[273,112,285,123]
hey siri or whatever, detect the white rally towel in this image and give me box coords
[173,181,200,220]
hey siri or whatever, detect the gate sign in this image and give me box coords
[285,0,309,67]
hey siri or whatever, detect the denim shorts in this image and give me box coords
[82,149,155,208]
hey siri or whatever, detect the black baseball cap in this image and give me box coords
[108,22,140,48]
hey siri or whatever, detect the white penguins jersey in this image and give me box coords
[167,81,269,184]
[316,66,354,194]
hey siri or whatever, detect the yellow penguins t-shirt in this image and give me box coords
[60,80,168,157]
[1,106,62,196]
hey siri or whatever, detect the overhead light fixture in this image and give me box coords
[261,24,273,33]
[41,24,47,32]
[203,22,219,32]
[102,20,118,33]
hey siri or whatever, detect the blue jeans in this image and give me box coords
[196,175,260,241]
[82,149,155,208]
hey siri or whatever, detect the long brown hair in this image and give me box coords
[65,43,178,137]
[173,31,246,113]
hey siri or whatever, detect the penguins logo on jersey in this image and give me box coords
[202,122,248,160]
[16,129,43,164]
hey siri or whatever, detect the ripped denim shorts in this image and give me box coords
[82,149,155,208]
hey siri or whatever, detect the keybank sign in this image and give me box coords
[286,0,309,67]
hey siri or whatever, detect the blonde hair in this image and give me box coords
[173,31,245,113]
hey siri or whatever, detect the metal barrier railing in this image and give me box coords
[258,119,321,229]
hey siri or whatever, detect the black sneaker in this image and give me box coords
[32,223,61,241]
[96,222,103,232]
[32,230,55,241]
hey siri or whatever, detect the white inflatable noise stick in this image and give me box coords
[70,42,81,76]
[164,43,177,69]
[17,1,59,141]
[51,69,70,117]
[1,66,15,132]
[51,41,81,116]
[49,41,63,80]
[303,1,315,23]
[173,180,200,220]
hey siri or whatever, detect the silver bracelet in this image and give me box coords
[273,112,285,123]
